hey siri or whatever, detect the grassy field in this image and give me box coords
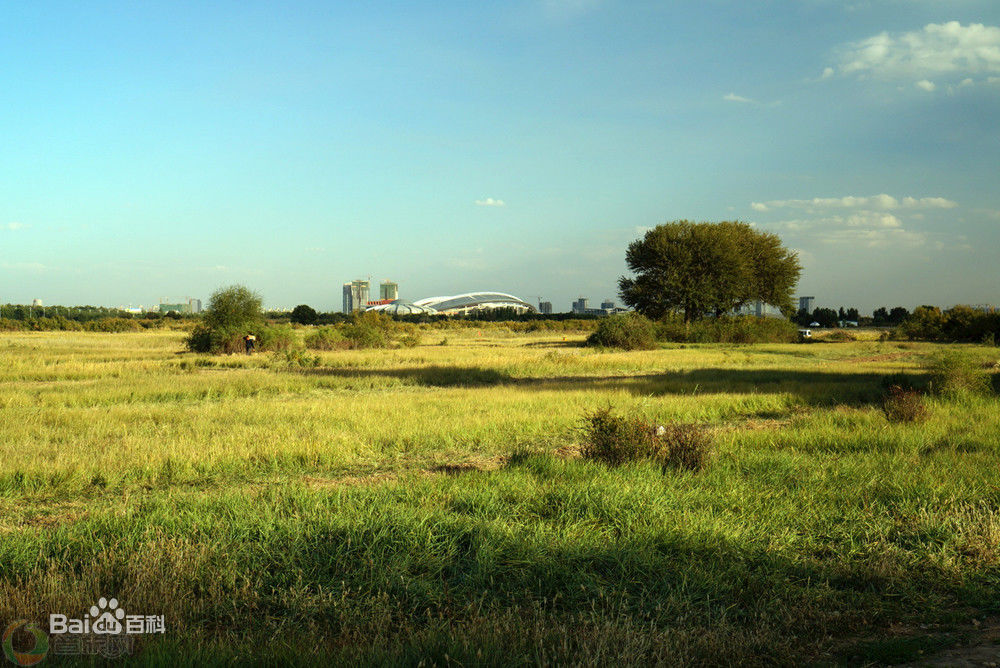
[1,329,999,665]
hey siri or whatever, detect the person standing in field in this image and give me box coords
[244,333,256,355]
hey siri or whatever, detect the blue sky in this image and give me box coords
[2,1,998,312]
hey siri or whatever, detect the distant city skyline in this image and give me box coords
[2,2,998,313]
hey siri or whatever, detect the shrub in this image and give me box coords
[187,325,244,354]
[822,329,856,342]
[882,385,929,423]
[186,285,265,353]
[277,348,321,368]
[656,314,798,344]
[581,408,653,466]
[256,325,295,352]
[398,332,421,348]
[581,408,710,472]
[927,350,991,396]
[304,327,348,351]
[203,285,263,331]
[651,423,712,471]
[341,312,394,349]
[586,313,656,350]
[84,317,140,333]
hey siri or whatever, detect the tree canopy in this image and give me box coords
[204,285,263,331]
[618,221,800,322]
[290,304,318,325]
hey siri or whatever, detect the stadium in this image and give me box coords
[366,292,536,316]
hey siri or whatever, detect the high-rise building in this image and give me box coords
[572,298,588,314]
[343,280,370,313]
[380,281,398,301]
[539,301,552,315]
[601,300,615,311]
[799,296,815,313]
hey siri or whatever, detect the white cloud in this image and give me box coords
[817,227,926,249]
[821,67,835,80]
[845,212,901,228]
[751,194,957,211]
[4,222,27,230]
[830,22,1000,86]
[723,92,754,103]
[915,79,936,91]
[901,196,957,209]
[474,198,505,207]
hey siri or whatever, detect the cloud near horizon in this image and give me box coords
[750,194,957,212]
[474,198,505,207]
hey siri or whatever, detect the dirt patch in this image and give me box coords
[303,472,401,488]
[429,455,506,475]
[0,501,89,533]
[303,456,508,488]
[839,618,1000,667]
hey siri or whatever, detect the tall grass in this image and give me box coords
[1,330,998,663]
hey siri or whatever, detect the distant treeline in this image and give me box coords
[0,316,183,332]
[895,305,1000,344]
[272,306,604,326]
[0,305,201,322]
[794,306,911,328]
[4,302,998,344]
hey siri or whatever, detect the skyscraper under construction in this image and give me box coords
[342,280,370,313]
[380,281,398,301]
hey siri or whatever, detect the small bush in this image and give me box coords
[398,332,421,348]
[822,329,856,342]
[927,350,991,396]
[304,327,348,351]
[581,408,710,472]
[586,313,656,350]
[656,314,798,344]
[651,423,711,471]
[581,408,652,466]
[256,325,295,352]
[186,325,245,354]
[882,385,929,423]
[84,317,140,333]
[277,348,321,368]
[341,312,394,349]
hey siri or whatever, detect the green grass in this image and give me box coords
[1,330,999,664]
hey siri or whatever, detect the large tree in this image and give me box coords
[618,221,800,322]
[204,285,263,331]
[290,304,318,325]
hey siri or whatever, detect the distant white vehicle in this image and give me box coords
[798,329,812,338]
[809,321,821,327]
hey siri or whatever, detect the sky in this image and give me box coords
[2,1,999,313]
